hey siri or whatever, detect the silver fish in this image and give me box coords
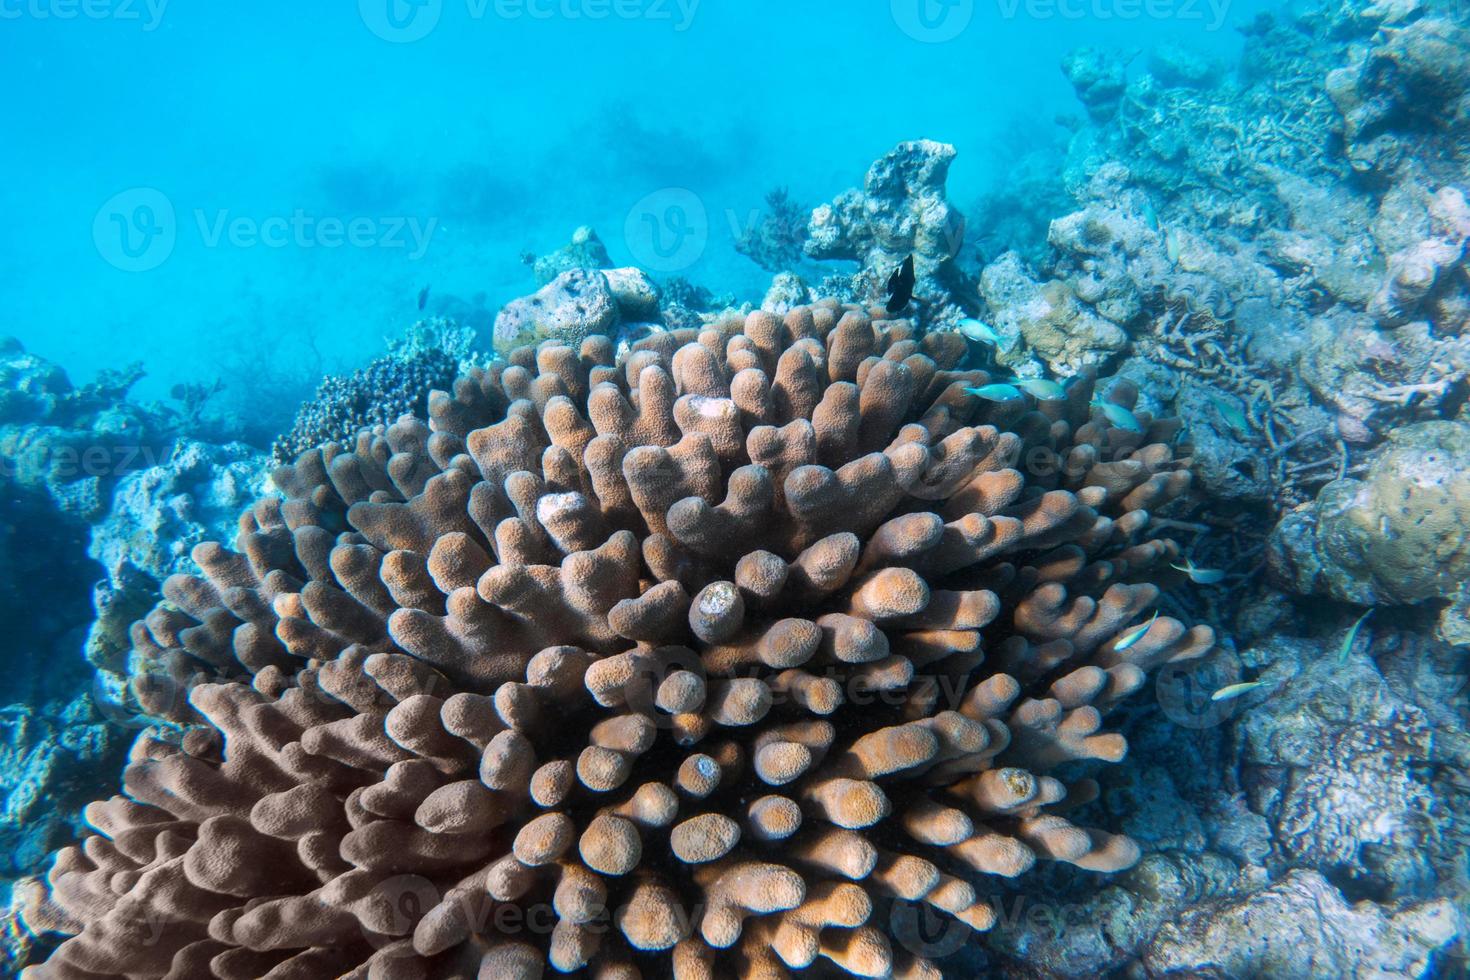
[1171,559,1226,585]
[1338,609,1373,665]
[958,319,1000,344]
[1017,378,1067,400]
[1211,680,1266,702]
[1113,611,1159,652]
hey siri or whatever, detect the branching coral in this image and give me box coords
[21,301,1211,979]
[271,320,473,465]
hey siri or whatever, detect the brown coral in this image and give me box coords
[21,301,1210,979]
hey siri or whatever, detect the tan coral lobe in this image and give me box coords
[23,300,1208,979]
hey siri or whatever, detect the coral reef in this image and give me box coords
[1138,869,1457,977]
[85,439,268,678]
[21,300,1212,978]
[736,188,810,274]
[1327,17,1470,176]
[271,320,475,465]
[530,226,614,286]
[806,141,977,324]
[1060,48,1129,124]
[0,694,128,893]
[1269,419,1470,644]
[978,252,1129,378]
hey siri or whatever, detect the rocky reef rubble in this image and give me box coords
[804,139,977,326]
[0,339,271,957]
[84,438,268,683]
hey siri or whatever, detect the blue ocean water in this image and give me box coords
[3,0,1258,401]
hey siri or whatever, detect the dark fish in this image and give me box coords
[885,255,915,314]
[417,285,430,311]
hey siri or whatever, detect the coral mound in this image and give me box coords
[22,301,1211,979]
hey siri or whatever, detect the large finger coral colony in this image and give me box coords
[19,301,1211,978]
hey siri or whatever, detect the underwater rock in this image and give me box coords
[494,267,621,354]
[1369,186,1470,329]
[760,271,811,315]
[1138,869,1460,977]
[493,266,662,357]
[978,252,1128,377]
[1147,42,1219,90]
[979,851,1245,977]
[1295,311,1470,443]
[602,266,663,323]
[1327,18,1470,172]
[84,439,267,676]
[1046,178,1167,327]
[531,225,613,286]
[0,339,178,705]
[0,694,126,885]
[1175,378,1274,504]
[1061,47,1129,123]
[1260,168,1383,309]
[1268,420,1470,643]
[805,139,974,322]
[1234,628,1470,898]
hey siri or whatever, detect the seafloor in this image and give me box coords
[3,0,1469,977]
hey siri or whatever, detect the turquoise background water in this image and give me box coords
[2,0,1262,406]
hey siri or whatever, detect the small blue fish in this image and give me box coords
[1142,199,1160,232]
[1211,680,1266,702]
[1211,396,1251,437]
[1016,378,1067,400]
[966,383,1024,402]
[1171,559,1227,585]
[1338,609,1373,665]
[958,319,1000,345]
[1113,611,1159,652]
[1092,399,1144,433]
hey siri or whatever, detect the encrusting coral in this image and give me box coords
[20,301,1212,979]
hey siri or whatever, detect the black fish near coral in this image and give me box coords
[886,254,915,313]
